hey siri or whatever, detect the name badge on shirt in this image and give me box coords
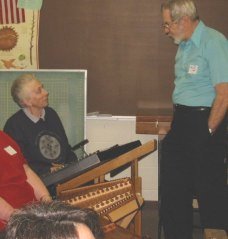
[4,145,17,155]
[188,65,198,74]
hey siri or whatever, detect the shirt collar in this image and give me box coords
[23,108,46,123]
[180,20,205,48]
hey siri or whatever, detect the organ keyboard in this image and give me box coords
[41,153,100,186]
[41,140,142,187]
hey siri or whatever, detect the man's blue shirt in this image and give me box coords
[173,21,228,106]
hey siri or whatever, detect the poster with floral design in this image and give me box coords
[0,0,40,69]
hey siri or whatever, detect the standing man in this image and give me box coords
[160,1,228,239]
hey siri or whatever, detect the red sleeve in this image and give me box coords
[0,131,26,165]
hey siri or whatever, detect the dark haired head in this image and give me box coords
[5,201,104,239]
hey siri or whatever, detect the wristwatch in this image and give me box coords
[208,128,213,134]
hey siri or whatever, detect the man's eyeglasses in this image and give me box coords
[162,20,178,30]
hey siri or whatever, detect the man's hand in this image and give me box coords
[40,195,52,202]
[208,82,228,132]
[50,163,65,173]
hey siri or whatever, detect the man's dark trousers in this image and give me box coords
[160,106,228,239]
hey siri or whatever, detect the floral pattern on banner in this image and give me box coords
[0,9,39,69]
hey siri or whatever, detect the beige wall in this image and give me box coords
[86,116,158,201]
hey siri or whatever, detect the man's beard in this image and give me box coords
[173,24,184,45]
[173,37,182,45]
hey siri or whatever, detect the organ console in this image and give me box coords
[39,140,156,237]
[56,140,157,237]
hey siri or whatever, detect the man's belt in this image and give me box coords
[174,104,211,112]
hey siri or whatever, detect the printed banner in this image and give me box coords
[0,0,25,24]
[0,0,39,69]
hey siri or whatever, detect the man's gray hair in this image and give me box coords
[161,0,199,21]
[11,73,37,108]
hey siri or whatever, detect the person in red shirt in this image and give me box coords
[0,131,51,231]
